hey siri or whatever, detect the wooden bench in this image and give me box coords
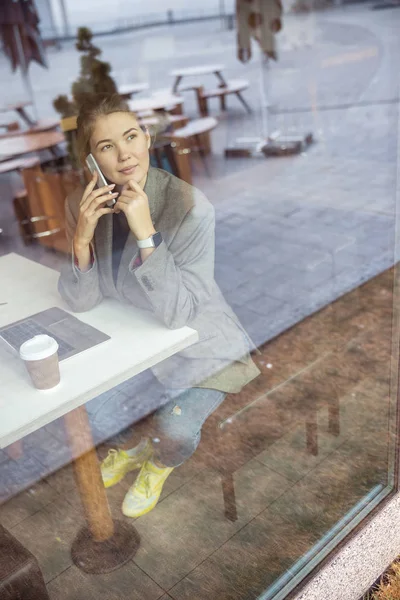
[0,119,60,140]
[163,117,218,173]
[0,156,40,175]
[13,164,81,252]
[190,80,252,117]
[0,120,19,132]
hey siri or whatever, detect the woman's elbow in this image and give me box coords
[58,282,101,314]
[163,314,189,330]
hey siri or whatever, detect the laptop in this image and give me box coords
[0,307,110,361]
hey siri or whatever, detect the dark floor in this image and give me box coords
[0,262,393,600]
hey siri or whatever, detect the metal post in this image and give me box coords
[13,25,38,122]
[43,0,61,47]
[59,0,70,37]
[219,0,226,30]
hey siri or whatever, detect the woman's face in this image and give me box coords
[89,112,150,188]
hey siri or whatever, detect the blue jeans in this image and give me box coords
[151,387,226,467]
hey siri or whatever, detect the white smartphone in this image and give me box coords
[85,153,116,208]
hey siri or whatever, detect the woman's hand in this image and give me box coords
[73,171,118,250]
[114,179,156,241]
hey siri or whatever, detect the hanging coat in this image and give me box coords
[236,0,283,63]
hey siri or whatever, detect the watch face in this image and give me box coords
[153,232,162,247]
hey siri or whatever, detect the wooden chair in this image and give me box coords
[15,164,81,253]
[163,117,218,174]
[150,138,192,185]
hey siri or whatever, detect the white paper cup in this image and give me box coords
[20,335,60,390]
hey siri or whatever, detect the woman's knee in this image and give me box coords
[152,430,201,467]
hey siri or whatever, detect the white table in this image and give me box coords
[128,94,184,114]
[170,64,227,93]
[0,130,65,161]
[118,82,149,99]
[0,253,198,573]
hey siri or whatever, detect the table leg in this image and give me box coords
[305,410,318,457]
[16,107,36,128]
[64,405,140,574]
[172,75,183,94]
[328,395,340,437]
[221,473,238,522]
[215,71,228,86]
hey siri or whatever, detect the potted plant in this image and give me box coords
[53,26,118,166]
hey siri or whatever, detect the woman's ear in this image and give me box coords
[145,127,151,149]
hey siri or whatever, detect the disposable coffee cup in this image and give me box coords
[20,335,60,390]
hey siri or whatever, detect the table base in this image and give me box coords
[71,520,140,574]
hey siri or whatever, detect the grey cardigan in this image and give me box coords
[58,167,257,389]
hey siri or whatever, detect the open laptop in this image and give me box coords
[0,307,110,361]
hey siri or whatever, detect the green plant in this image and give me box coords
[53,27,118,165]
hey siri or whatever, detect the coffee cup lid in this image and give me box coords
[20,335,59,361]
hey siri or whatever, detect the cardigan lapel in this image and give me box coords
[94,211,116,296]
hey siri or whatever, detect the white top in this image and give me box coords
[170,64,225,77]
[118,82,149,96]
[128,94,184,113]
[0,254,198,448]
[168,117,218,138]
[20,334,58,361]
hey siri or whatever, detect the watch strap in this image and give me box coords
[137,232,162,249]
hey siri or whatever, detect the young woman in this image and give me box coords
[58,94,260,518]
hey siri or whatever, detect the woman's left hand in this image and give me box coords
[114,179,156,240]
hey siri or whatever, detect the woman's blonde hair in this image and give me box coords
[76,93,135,165]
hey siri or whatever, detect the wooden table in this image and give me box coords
[0,118,60,139]
[0,156,40,175]
[0,101,36,127]
[128,94,184,114]
[171,64,227,93]
[0,130,65,161]
[0,253,198,573]
[118,82,149,99]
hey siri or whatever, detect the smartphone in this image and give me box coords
[85,153,116,208]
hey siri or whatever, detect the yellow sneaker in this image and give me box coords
[122,460,174,518]
[101,439,152,489]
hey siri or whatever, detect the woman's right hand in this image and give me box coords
[73,171,118,250]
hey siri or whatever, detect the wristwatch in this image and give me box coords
[137,232,163,249]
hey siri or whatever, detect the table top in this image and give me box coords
[0,253,198,448]
[170,64,225,77]
[0,130,65,159]
[128,94,184,113]
[0,156,39,175]
[0,118,60,140]
[118,82,149,97]
[0,101,32,113]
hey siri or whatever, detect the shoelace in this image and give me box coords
[136,471,153,499]
[144,473,152,499]
[103,449,118,469]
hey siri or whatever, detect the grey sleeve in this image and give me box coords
[57,197,104,313]
[127,201,215,329]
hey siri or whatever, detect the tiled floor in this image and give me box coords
[0,263,394,599]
